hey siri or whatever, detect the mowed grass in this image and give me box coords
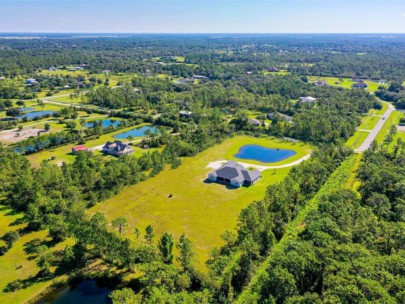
[0,205,68,304]
[308,76,387,93]
[375,110,403,144]
[345,130,370,149]
[388,131,405,152]
[90,136,312,270]
[26,123,156,167]
[358,115,380,130]
[370,101,388,116]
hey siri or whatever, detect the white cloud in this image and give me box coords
[402,13,405,17]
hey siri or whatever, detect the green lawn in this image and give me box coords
[308,76,387,93]
[388,131,405,152]
[370,101,388,116]
[358,115,380,131]
[90,136,312,270]
[345,130,370,149]
[263,70,289,76]
[375,110,403,145]
[0,205,69,304]
[26,123,155,167]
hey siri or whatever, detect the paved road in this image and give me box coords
[354,102,395,153]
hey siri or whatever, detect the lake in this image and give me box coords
[37,280,111,304]
[114,125,157,139]
[234,145,296,163]
[86,119,120,128]
[17,110,54,120]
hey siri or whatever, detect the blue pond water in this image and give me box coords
[234,145,296,163]
[17,110,54,120]
[86,119,120,128]
[114,125,157,139]
[40,280,111,304]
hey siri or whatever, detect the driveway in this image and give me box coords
[354,102,395,153]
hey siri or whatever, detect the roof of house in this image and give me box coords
[103,140,132,152]
[72,145,88,151]
[299,96,317,102]
[314,80,329,86]
[248,118,261,125]
[353,82,368,87]
[180,110,193,115]
[268,112,293,121]
[211,161,261,184]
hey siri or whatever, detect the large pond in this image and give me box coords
[234,145,296,163]
[38,280,111,304]
[114,125,158,139]
[17,110,54,120]
[86,119,120,128]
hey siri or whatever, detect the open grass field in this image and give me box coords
[308,76,387,93]
[263,69,289,76]
[26,123,156,167]
[0,205,69,304]
[90,136,312,270]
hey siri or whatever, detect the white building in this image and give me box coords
[299,96,317,103]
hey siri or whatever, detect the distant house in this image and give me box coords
[26,78,38,85]
[192,75,208,80]
[68,67,84,71]
[72,145,88,154]
[267,112,293,123]
[314,80,329,87]
[248,118,261,126]
[102,140,134,156]
[353,82,368,89]
[246,71,253,75]
[176,78,194,84]
[48,67,58,71]
[102,70,111,74]
[299,96,317,103]
[267,67,279,72]
[179,110,193,119]
[208,161,261,188]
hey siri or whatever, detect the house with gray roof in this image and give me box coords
[102,140,134,156]
[208,161,261,188]
[267,112,293,123]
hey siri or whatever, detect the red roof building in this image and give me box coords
[72,145,88,154]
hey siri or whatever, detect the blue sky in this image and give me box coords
[0,0,404,33]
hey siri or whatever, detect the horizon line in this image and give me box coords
[0,32,405,35]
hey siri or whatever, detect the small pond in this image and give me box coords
[37,280,111,304]
[114,125,158,139]
[234,145,296,163]
[86,119,120,128]
[17,110,54,120]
